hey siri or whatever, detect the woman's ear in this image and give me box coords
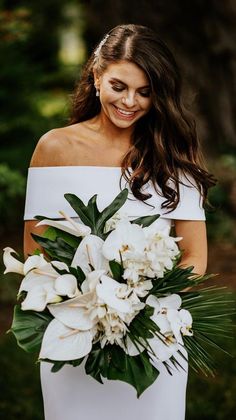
[93,69,100,89]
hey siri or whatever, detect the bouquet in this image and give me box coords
[3,189,233,397]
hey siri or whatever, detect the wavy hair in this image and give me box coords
[70,24,216,211]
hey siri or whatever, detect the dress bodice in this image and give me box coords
[24,166,205,230]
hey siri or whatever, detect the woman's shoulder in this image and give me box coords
[30,123,88,167]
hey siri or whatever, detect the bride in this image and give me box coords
[23,24,215,420]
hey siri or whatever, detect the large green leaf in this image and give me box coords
[96,189,129,233]
[10,305,52,353]
[104,345,159,397]
[31,234,75,264]
[131,214,160,227]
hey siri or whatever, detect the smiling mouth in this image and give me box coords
[113,105,138,118]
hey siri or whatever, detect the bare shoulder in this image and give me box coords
[30,124,87,167]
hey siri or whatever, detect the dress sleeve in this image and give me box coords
[160,173,206,221]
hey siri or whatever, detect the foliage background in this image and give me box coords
[0,0,235,419]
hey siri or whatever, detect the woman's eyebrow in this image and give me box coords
[109,78,150,89]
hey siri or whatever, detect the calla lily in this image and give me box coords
[39,318,95,361]
[96,275,132,314]
[102,220,146,262]
[36,212,91,237]
[23,254,48,275]
[48,291,97,330]
[81,270,106,293]
[21,283,62,311]
[71,235,108,274]
[3,247,24,275]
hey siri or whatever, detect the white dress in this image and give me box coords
[24,166,205,420]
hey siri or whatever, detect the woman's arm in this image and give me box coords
[174,220,207,276]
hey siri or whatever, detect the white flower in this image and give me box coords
[39,318,95,361]
[148,334,179,363]
[96,275,133,314]
[71,235,108,274]
[36,212,91,237]
[102,220,146,262]
[3,247,24,275]
[19,260,79,311]
[104,211,129,233]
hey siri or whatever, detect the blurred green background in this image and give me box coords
[0,0,235,419]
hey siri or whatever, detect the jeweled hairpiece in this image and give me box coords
[94,34,109,58]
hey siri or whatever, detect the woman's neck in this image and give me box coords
[89,111,133,148]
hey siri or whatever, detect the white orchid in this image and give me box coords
[96,275,133,315]
[36,211,91,237]
[102,220,146,262]
[146,294,193,346]
[104,211,129,233]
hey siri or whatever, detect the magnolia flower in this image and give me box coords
[36,211,91,237]
[3,247,24,275]
[102,220,146,262]
[71,235,108,274]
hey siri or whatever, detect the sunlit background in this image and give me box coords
[0,1,235,419]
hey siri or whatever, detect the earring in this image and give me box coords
[96,89,100,97]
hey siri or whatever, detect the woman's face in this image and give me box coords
[94,60,152,129]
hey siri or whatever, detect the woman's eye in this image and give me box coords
[112,85,124,92]
[139,91,151,97]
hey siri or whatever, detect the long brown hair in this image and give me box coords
[70,24,216,211]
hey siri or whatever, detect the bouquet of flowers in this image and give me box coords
[3,189,233,397]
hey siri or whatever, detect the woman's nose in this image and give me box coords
[121,92,136,108]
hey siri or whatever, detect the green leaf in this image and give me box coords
[10,305,52,353]
[64,193,97,229]
[109,260,124,282]
[131,214,160,227]
[31,234,75,264]
[104,345,159,397]
[43,226,82,248]
[96,189,129,233]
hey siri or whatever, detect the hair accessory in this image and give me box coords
[94,34,109,58]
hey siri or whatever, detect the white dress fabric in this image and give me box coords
[24,166,205,420]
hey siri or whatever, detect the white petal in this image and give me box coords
[23,254,48,275]
[39,319,93,360]
[71,235,107,273]
[102,220,146,261]
[96,275,132,313]
[51,261,69,272]
[48,292,96,330]
[81,270,105,293]
[18,271,54,294]
[158,294,182,310]
[151,313,172,334]
[54,274,78,297]
[146,295,161,311]
[148,336,178,362]
[36,219,91,237]
[21,284,61,311]
[3,247,24,275]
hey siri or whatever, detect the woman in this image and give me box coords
[24,24,215,420]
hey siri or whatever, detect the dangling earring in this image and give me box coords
[96,89,100,97]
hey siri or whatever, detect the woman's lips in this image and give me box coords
[113,105,137,120]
